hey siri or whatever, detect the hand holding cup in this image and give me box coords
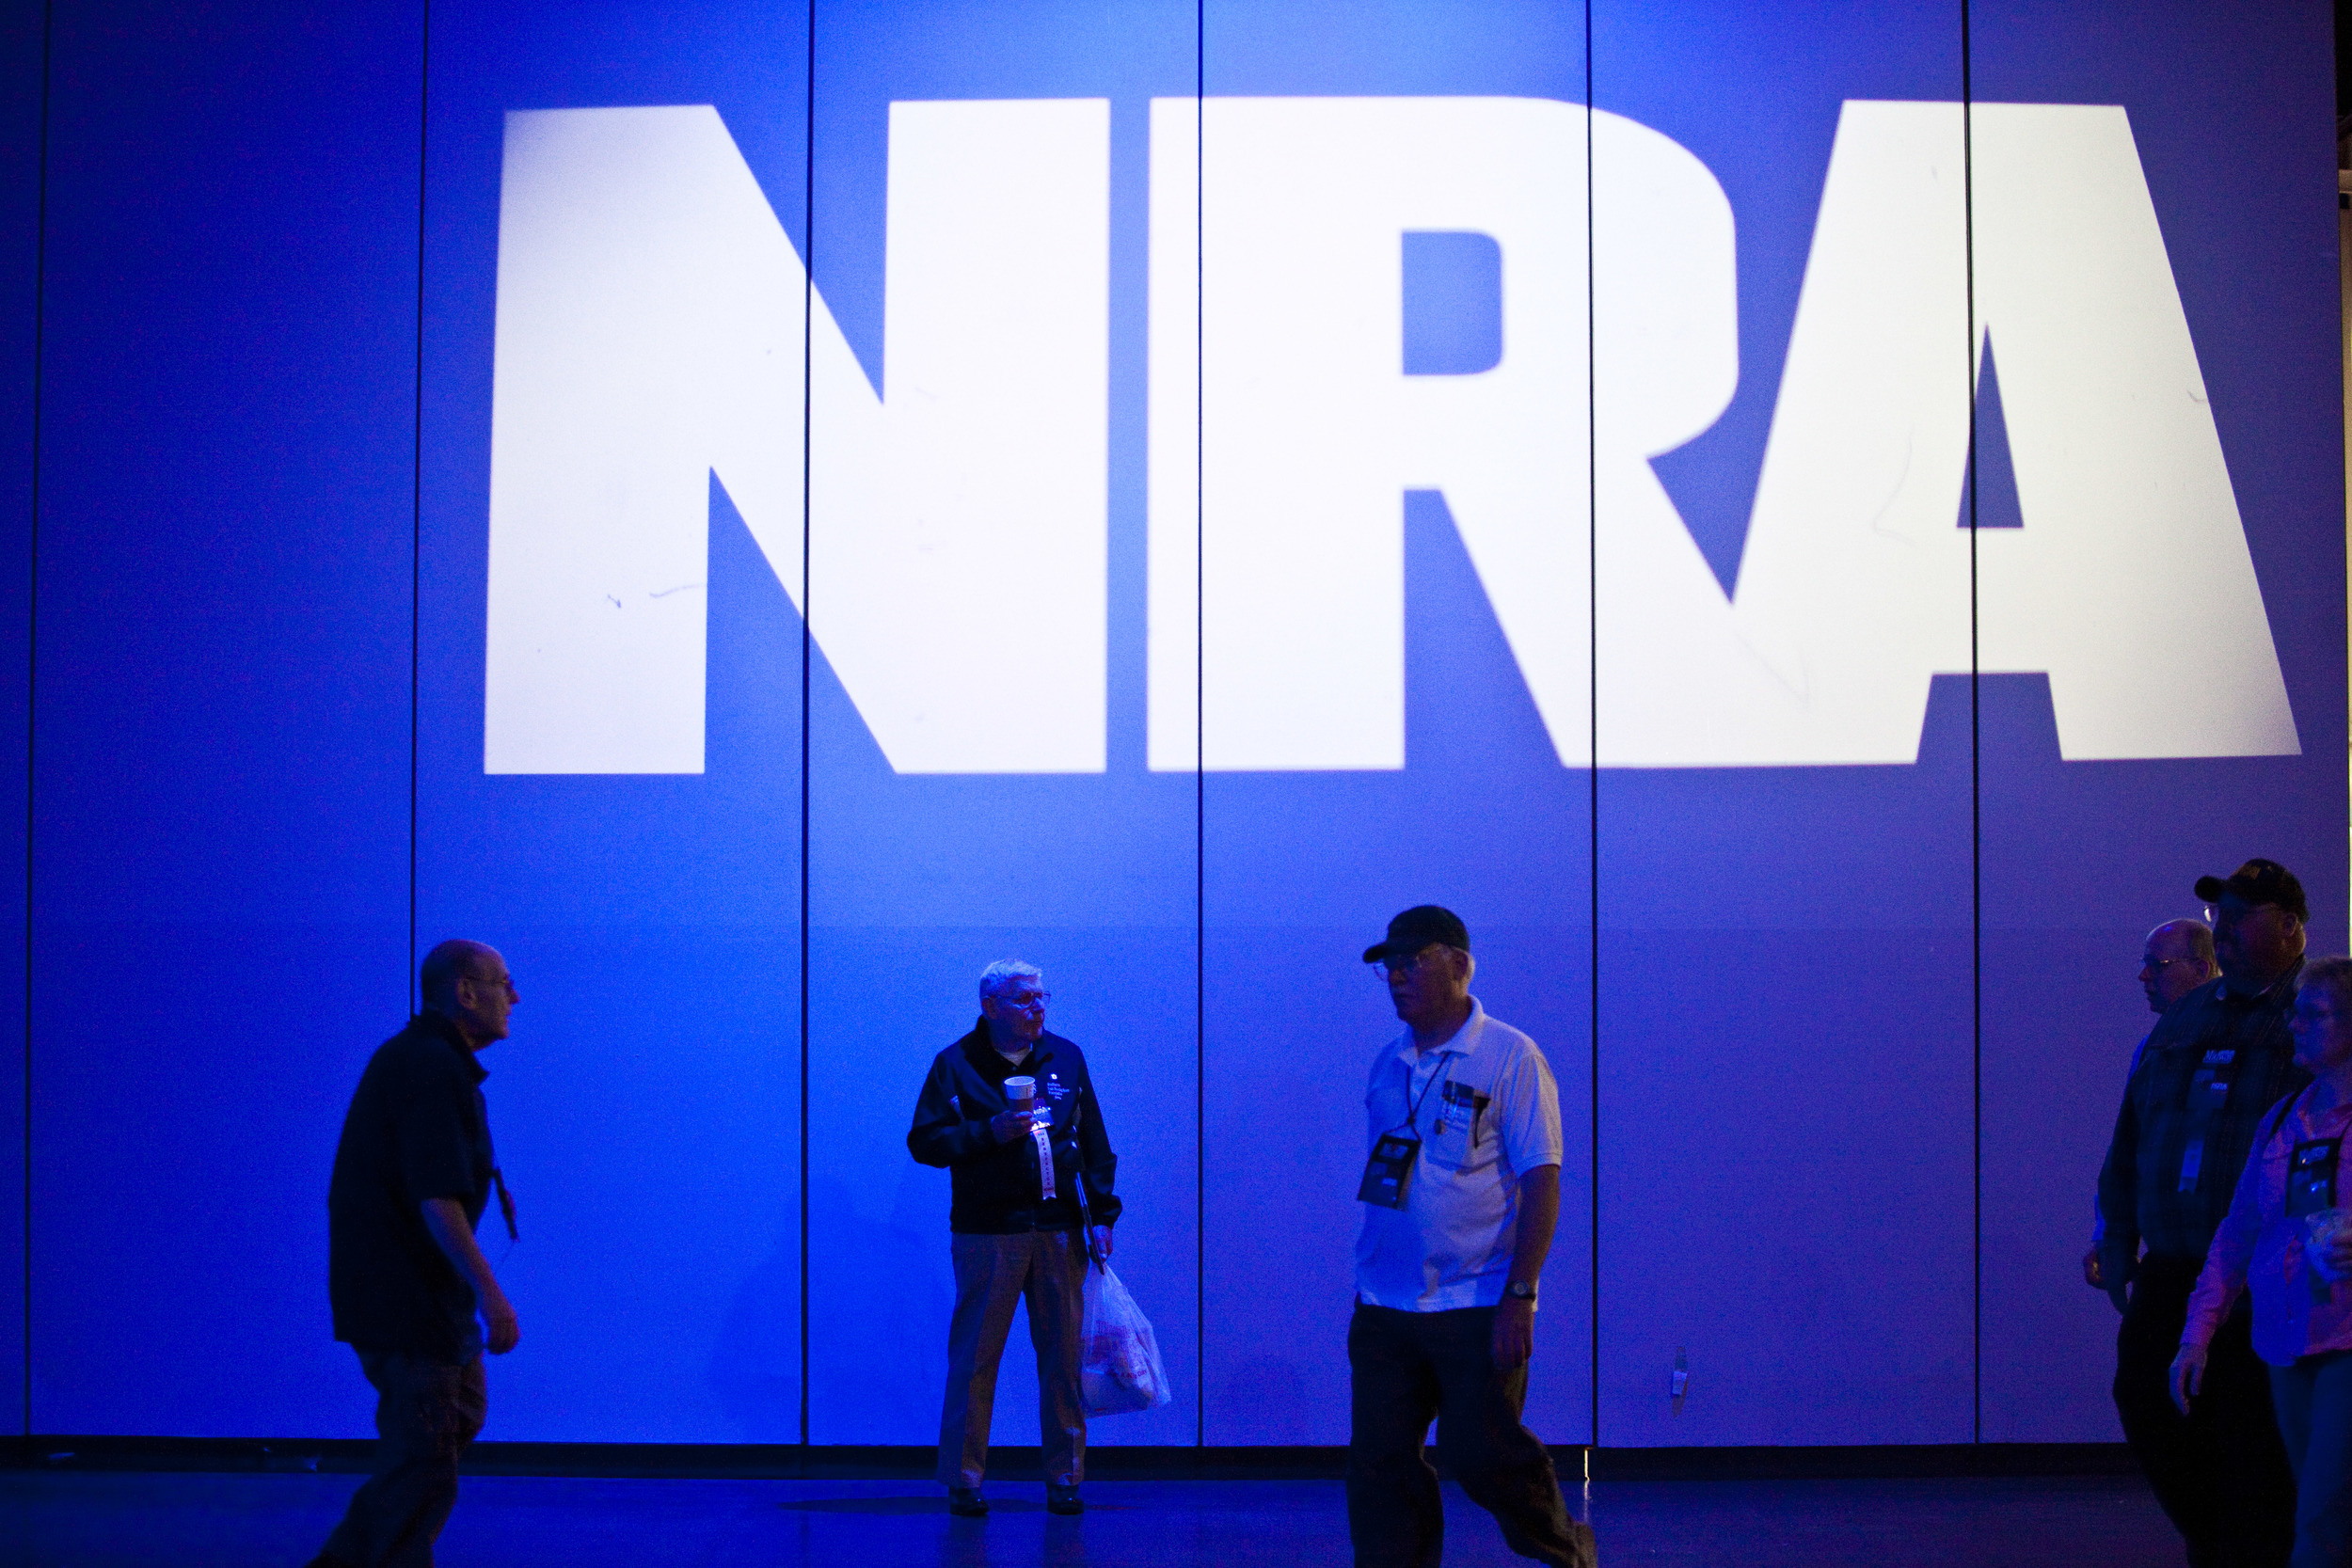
[993,1076,1041,1143]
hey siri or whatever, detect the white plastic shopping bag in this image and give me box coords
[1079,1264,1172,1416]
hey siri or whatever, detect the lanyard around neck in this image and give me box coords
[1395,1050,1453,1139]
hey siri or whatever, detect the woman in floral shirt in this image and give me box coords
[2175,956,2352,1568]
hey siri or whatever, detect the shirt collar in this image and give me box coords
[416,1010,488,1083]
[1399,997,1487,1067]
[961,1017,1054,1079]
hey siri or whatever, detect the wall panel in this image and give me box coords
[1198,0,1595,1447]
[804,0,1200,1449]
[1971,0,2348,1441]
[1592,1,1975,1446]
[0,0,40,1437]
[414,0,811,1442]
[29,0,417,1434]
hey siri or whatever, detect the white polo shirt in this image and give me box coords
[1354,998,1565,1312]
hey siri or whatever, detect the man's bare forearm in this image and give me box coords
[1508,1164,1561,1291]
[421,1197,504,1304]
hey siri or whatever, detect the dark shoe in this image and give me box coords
[1046,1483,1084,1515]
[947,1486,989,1517]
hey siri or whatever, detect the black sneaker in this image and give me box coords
[1046,1483,1084,1515]
[947,1486,989,1517]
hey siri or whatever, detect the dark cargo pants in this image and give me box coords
[1347,1302,1597,1568]
[318,1350,488,1568]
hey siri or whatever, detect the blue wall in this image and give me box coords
[6,0,2343,1449]
[28,0,417,1433]
[0,0,38,1442]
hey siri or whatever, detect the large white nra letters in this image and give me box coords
[483,97,2299,776]
[485,101,1105,775]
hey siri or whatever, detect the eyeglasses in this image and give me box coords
[994,992,1050,1011]
[2207,903,2296,926]
[1372,946,1446,977]
[2144,958,2193,972]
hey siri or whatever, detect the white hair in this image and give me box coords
[978,959,1043,1003]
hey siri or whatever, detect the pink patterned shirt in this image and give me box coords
[2184,1086,2352,1367]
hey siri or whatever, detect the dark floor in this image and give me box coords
[5,1469,2186,1567]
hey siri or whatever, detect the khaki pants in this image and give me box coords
[937,1228,1089,1488]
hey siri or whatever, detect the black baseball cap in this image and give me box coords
[1363,905,1470,964]
[2193,858,2309,923]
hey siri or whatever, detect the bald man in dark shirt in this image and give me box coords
[310,940,521,1568]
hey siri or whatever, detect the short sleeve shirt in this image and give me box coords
[1355,999,1565,1311]
[327,1014,496,1359]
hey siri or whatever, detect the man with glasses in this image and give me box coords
[1349,907,1595,1568]
[310,941,521,1568]
[2085,920,2218,1291]
[2098,862,2309,1568]
[910,960,1121,1519]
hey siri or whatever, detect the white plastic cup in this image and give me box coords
[1004,1076,1037,1108]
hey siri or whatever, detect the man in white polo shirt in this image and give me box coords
[1351,906,1597,1568]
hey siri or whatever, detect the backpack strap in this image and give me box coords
[2264,1082,2313,1149]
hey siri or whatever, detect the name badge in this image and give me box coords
[1358,1132,1422,1209]
[2289,1137,2343,1219]
[2178,1054,2244,1194]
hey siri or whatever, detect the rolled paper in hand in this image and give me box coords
[2308,1207,2352,1301]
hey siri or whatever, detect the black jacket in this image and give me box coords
[908,1021,1123,1234]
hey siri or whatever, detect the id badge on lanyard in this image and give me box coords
[1359,1057,1450,1210]
[2288,1136,2343,1219]
[1359,1132,1421,1209]
[2287,1125,2344,1303]
[2177,1049,2239,1193]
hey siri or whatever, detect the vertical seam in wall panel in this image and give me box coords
[799,0,817,1455]
[23,0,51,1445]
[1961,0,1982,1447]
[1193,0,1206,1452]
[410,2,428,1012]
[1583,0,1599,1454]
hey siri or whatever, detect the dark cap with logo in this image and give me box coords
[1363,905,1470,964]
[2193,858,2308,923]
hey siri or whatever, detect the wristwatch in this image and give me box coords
[1504,1281,1538,1302]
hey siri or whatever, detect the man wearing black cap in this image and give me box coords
[2098,860,2308,1568]
[1349,906,1596,1568]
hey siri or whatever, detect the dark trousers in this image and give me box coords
[2116,1256,2296,1568]
[319,1350,488,1568]
[1346,1303,1597,1568]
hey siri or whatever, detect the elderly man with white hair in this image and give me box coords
[909,960,1121,1519]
